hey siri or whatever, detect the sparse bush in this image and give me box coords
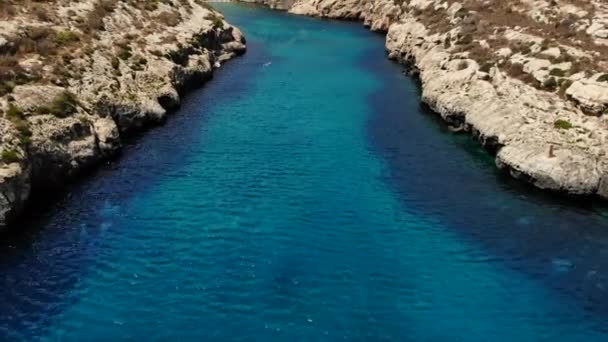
[454,7,468,19]
[157,11,182,27]
[554,119,573,130]
[597,74,608,83]
[507,63,525,77]
[131,55,148,71]
[543,76,558,90]
[36,91,79,118]
[15,26,57,55]
[479,62,494,73]
[4,103,31,145]
[136,56,147,66]
[117,46,133,60]
[504,62,541,88]
[80,0,118,32]
[55,30,80,45]
[206,13,224,29]
[165,49,188,66]
[549,68,566,77]
[15,122,32,145]
[456,33,473,45]
[0,81,15,96]
[1,149,20,164]
[32,5,51,22]
[6,103,23,120]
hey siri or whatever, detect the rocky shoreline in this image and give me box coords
[0,0,246,229]
[2,0,608,230]
[243,0,608,200]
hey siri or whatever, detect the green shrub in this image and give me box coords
[16,123,32,145]
[0,81,14,96]
[6,103,23,120]
[117,46,132,60]
[205,13,224,29]
[131,56,148,71]
[55,30,80,45]
[543,76,558,90]
[4,103,31,145]
[136,56,147,66]
[1,149,20,164]
[554,119,573,130]
[507,63,525,78]
[597,74,608,83]
[454,7,468,19]
[549,68,567,77]
[36,91,79,118]
[479,62,494,73]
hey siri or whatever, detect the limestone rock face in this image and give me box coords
[27,114,101,189]
[0,163,30,227]
[93,117,121,157]
[290,0,401,31]
[566,79,608,116]
[244,0,608,200]
[0,0,246,229]
[385,15,608,198]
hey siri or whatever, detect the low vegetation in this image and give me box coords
[206,13,224,29]
[554,119,573,130]
[1,149,20,164]
[410,0,607,104]
[5,104,32,145]
[549,68,566,77]
[35,91,79,118]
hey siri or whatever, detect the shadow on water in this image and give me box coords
[360,40,608,319]
[0,38,271,339]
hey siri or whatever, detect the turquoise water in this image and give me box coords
[3,4,608,340]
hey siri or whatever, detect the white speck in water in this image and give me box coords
[552,258,574,272]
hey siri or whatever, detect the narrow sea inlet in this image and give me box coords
[3,4,608,340]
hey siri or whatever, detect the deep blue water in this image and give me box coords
[3,4,608,340]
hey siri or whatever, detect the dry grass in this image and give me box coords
[408,0,606,95]
[157,10,182,27]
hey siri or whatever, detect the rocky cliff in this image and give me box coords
[0,0,245,229]
[245,0,608,200]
